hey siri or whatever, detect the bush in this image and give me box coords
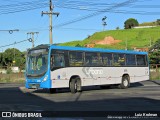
[6,68,12,74]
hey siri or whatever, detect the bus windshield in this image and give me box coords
[26,49,48,77]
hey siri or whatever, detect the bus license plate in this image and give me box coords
[29,84,40,89]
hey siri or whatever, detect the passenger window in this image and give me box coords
[69,51,83,66]
[126,54,136,66]
[113,54,125,66]
[102,53,113,66]
[85,52,102,66]
[136,55,146,66]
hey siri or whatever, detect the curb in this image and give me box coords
[149,80,160,85]
[19,87,31,93]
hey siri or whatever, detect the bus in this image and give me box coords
[25,44,149,93]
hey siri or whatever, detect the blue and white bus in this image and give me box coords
[25,44,149,93]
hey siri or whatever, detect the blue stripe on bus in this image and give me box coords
[49,45,148,55]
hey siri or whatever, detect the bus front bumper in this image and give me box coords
[28,83,40,89]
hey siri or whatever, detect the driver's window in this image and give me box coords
[37,58,42,70]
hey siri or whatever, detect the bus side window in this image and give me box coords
[126,54,136,66]
[102,53,112,66]
[51,54,65,68]
[85,52,102,66]
[57,54,65,67]
[69,51,83,66]
[113,54,125,66]
[84,52,92,66]
[136,55,146,66]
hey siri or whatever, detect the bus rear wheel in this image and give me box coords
[119,75,130,89]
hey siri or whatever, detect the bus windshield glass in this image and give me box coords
[26,49,48,77]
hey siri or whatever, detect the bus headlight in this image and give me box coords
[42,75,48,82]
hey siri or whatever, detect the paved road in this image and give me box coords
[0,80,160,119]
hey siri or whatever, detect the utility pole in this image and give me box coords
[125,38,128,50]
[102,16,107,31]
[150,36,152,47]
[42,0,59,44]
[27,32,39,48]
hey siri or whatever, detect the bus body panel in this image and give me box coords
[50,67,149,88]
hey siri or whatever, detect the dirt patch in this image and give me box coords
[95,36,122,45]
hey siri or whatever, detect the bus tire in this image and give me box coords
[70,78,77,94]
[49,88,56,93]
[76,77,82,92]
[119,75,130,89]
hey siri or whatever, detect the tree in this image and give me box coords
[116,26,120,30]
[0,53,3,67]
[149,39,160,51]
[75,44,81,47]
[149,39,160,64]
[2,48,25,68]
[157,19,160,26]
[124,18,139,29]
[149,51,160,64]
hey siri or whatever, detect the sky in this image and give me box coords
[0,0,160,52]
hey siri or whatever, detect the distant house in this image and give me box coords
[84,43,95,48]
[11,67,20,73]
[133,47,149,52]
[133,26,156,29]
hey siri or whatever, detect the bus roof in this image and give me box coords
[49,45,148,55]
[34,44,148,55]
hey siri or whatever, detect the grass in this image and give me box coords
[0,73,25,83]
[150,72,160,80]
[59,27,160,50]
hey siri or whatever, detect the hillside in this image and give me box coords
[59,26,160,50]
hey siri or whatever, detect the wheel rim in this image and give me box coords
[123,78,128,87]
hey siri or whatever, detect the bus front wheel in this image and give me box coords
[70,79,78,94]
[119,75,130,89]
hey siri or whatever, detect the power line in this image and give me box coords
[55,27,101,31]
[0,1,47,8]
[0,39,31,49]
[54,0,138,28]
[54,0,151,8]
[0,1,48,15]
[55,5,160,15]
[0,6,48,15]
[55,2,160,15]
[132,5,160,8]
[0,29,19,34]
